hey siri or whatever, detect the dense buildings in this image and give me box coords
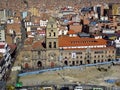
[19,17,116,69]
[0,1,120,84]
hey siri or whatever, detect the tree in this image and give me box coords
[6,85,15,90]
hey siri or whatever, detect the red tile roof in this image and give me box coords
[0,45,4,49]
[59,36,107,47]
[32,40,43,49]
[24,37,34,45]
[22,46,33,51]
[67,30,76,34]
[37,30,46,34]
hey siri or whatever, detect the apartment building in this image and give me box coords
[0,25,5,42]
[0,42,11,81]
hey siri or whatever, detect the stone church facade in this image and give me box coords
[20,17,116,69]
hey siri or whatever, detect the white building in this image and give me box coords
[114,37,120,48]
[0,25,5,42]
[102,29,115,34]
[40,19,48,27]
[0,42,12,80]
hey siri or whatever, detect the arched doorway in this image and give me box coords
[37,61,42,67]
[51,62,54,67]
[72,61,75,66]
[86,60,90,64]
[80,61,83,65]
[25,63,29,68]
[64,61,68,66]
[108,59,111,62]
[98,60,100,62]
[94,60,96,63]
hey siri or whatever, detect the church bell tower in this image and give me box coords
[46,17,59,67]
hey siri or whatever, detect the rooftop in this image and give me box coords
[59,36,107,47]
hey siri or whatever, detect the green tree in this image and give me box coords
[6,85,15,90]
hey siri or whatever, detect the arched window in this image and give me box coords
[54,32,56,36]
[49,32,51,36]
[53,42,56,48]
[49,42,52,48]
[25,63,29,68]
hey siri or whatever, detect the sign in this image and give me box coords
[72,52,76,58]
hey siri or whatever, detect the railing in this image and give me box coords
[18,60,120,77]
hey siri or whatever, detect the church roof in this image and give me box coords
[59,36,107,47]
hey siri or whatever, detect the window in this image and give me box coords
[69,53,71,55]
[80,56,82,58]
[76,61,79,64]
[80,61,83,65]
[87,55,89,58]
[76,52,82,54]
[51,24,53,28]
[49,42,52,48]
[54,32,56,36]
[53,42,56,48]
[76,56,78,58]
[49,32,51,36]
[38,51,40,55]
[113,51,114,53]
[98,55,100,58]
[94,51,104,54]
[94,60,96,63]
[101,55,104,58]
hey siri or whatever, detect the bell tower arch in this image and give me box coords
[46,17,59,67]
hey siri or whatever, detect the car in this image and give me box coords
[19,89,27,90]
[74,86,83,90]
[60,86,69,90]
[93,87,103,90]
[40,86,53,90]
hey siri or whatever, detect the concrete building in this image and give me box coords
[40,19,48,27]
[0,9,12,22]
[0,25,5,42]
[0,42,11,81]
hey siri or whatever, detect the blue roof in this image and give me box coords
[90,21,97,25]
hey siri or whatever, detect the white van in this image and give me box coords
[41,86,53,90]
[74,86,83,90]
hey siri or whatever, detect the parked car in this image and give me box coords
[40,86,53,90]
[93,87,103,90]
[60,86,69,90]
[74,86,83,90]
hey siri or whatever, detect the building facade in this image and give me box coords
[45,17,116,67]
[0,25,5,42]
[0,42,12,81]
[21,17,116,69]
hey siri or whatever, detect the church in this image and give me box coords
[21,17,116,69]
[44,17,116,67]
